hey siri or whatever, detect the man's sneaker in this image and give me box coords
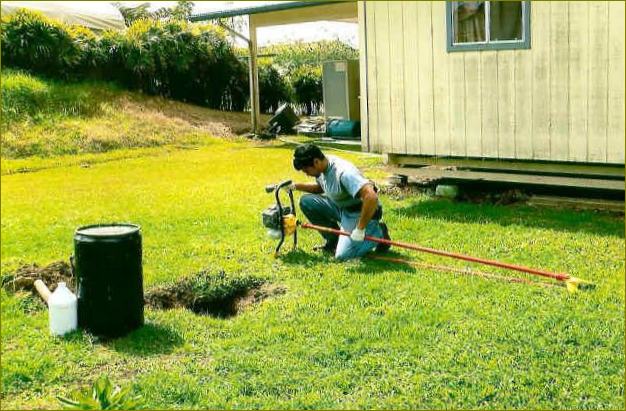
[375,222,391,253]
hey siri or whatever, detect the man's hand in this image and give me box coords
[287,182,297,191]
[350,227,365,242]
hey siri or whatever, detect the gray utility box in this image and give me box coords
[322,59,360,121]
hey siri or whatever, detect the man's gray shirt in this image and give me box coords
[316,155,376,210]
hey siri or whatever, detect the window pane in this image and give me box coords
[489,1,523,41]
[453,2,486,43]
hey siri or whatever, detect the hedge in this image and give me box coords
[1,9,359,115]
[0,10,250,112]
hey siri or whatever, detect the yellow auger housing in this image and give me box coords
[282,214,297,236]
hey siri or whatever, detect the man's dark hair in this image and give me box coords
[293,144,325,170]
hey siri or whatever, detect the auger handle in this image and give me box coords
[265,180,292,193]
[266,180,296,256]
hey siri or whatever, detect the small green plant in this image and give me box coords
[57,375,143,410]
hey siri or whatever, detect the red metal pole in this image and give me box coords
[300,222,571,282]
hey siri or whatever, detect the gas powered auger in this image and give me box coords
[262,180,298,257]
[262,181,595,292]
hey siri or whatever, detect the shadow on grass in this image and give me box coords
[280,249,332,265]
[281,248,417,275]
[107,323,184,357]
[251,142,295,150]
[349,251,417,275]
[252,141,368,157]
[390,198,625,239]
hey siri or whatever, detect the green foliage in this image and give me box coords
[169,1,195,21]
[258,62,293,113]
[0,9,357,114]
[1,70,50,123]
[291,66,323,115]
[260,40,358,72]
[92,29,129,84]
[57,375,143,410]
[0,9,81,78]
[113,2,152,26]
[0,70,105,127]
[113,1,195,26]
[1,10,248,112]
[66,25,102,78]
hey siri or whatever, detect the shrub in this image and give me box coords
[0,9,357,116]
[223,57,249,112]
[260,40,358,72]
[290,66,323,115]
[1,70,113,130]
[67,25,101,79]
[0,9,81,78]
[116,19,246,110]
[258,62,293,114]
[188,24,244,110]
[93,29,127,82]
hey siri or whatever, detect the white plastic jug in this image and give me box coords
[48,282,77,336]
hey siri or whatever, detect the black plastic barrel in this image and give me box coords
[73,223,143,337]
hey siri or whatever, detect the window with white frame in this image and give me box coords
[446,1,531,52]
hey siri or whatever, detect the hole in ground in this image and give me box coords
[144,270,285,318]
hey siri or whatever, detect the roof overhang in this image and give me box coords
[190,1,357,27]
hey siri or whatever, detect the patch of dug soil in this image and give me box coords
[145,270,284,318]
[234,284,287,312]
[2,261,73,294]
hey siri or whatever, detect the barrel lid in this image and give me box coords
[75,223,140,237]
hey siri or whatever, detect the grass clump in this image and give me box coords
[1,69,111,125]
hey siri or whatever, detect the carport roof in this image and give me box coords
[189,1,349,22]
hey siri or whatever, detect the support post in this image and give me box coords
[248,16,261,136]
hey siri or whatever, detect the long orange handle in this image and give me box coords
[300,222,571,282]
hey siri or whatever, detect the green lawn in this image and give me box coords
[1,137,624,409]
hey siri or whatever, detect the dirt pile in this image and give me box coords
[2,260,73,294]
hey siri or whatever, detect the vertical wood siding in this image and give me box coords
[362,1,625,164]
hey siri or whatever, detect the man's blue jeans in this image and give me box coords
[299,194,383,260]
